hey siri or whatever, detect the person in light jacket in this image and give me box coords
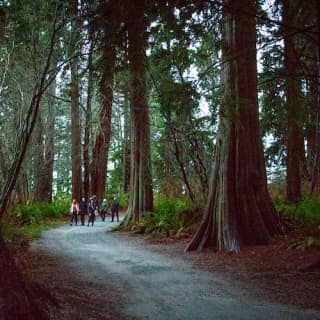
[70,199,79,226]
[101,199,108,222]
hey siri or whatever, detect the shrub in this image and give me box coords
[3,200,69,242]
[275,197,320,226]
[129,197,193,236]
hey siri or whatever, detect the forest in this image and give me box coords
[0,0,320,319]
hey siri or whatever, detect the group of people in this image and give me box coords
[69,195,120,227]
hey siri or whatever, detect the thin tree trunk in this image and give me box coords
[169,124,195,204]
[33,110,44,202]
[42,78,56,202]
[122,89,130,193]
[186,0,278,252]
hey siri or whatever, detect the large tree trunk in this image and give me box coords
[70,58,82,202]
[69,0,82,202]
[186,0,278,252]
[91,45,116,203]
[84,36,94,201]
[310,1,320,195]
[124,0,153,224]
[283,0,303,202]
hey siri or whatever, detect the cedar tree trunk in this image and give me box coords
[123,0,153,223]
[186,0,278,252]
[91,45,116,203]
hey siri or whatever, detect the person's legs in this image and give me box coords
[111,210,114,222]
[116,210,119,222]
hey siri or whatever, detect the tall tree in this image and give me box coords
[0,1,61,317]
[123,0,153,223]
[90,1,119,202]
[282,0,304,202]
[310,0,320,194]
[70,0,82,201]
[186,0,278,252]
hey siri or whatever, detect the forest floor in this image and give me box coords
[10,213,320,320]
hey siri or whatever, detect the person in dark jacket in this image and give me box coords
[87,197,95,227]
[92,195,99,220]
[111,197,120,222]
[79,197,87,226]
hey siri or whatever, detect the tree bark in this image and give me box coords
[186,0,278,252]
[123,0,153,224]
[70,57,82,202]
[310,0,320,195]
[122,89,131,194]
[42,78,56,202]
[91,45,116,203]
[283,0,303,202]
[84,35,94,201]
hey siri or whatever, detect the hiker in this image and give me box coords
[70,199,79,226]
[101,198,108,222]
[79,197,87,226]
[92,195,100,219]
[111,197,120,222]
[87,197,95,227]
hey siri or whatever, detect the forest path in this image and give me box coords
[30,218,319,320]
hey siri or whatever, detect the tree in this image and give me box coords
[123,0,154,223]
[90,1,120,202]
[282,0,305,203]
[0,1,62,317]
[186,0,278,252]
[310,0,320,194]
[69,0,82,202]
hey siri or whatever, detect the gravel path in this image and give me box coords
[30,219,320,320]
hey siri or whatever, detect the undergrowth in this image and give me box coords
[274,196,320,250]
[3,200,69,243]
[128,197,197,237]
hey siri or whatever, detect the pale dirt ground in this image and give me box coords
[24,215,320,320]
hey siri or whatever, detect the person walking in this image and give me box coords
[111,197,120,222]
[101,199,108,222]
[92,195,100,220]
[87,197,95,227]
[69,199,79,226]
[79,197,87,226]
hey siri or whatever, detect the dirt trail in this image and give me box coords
[30,219,320,320]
